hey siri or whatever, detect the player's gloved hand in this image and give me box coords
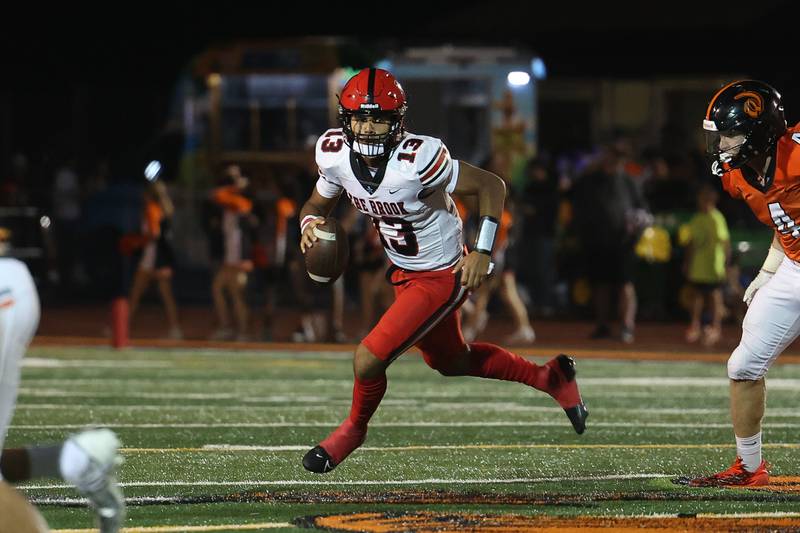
[743,269,774,307]
[300,217,325,254]
[452,251,492,290]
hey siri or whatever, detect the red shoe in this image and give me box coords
[545,354,588,434]
[688,457,770,487]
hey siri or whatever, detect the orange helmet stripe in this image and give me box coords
[705,79,747,119]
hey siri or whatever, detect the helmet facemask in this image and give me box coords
[340,108,405,159]
[705,126,750,170]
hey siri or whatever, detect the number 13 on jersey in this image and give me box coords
[372,216,419,256]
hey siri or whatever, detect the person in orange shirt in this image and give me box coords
[208,164,255,341]
[689,80,795,488]
[125,180,181,339]
[258,180,299,341]
[461,207,536,344]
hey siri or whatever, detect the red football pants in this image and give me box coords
[362,266,468,362]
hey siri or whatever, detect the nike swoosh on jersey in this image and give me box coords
[389,189,401,194]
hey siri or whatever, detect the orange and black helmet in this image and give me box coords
[338,68,407,158]
[703,80,786,174]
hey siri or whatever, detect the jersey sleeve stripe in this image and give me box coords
[417,146,445,176]
[421,158,452,185]
[419,147,448,182]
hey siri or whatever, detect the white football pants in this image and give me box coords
[729,256,800,380]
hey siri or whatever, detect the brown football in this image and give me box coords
[304,218,349,285]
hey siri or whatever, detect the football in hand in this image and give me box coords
[304,218,349,284]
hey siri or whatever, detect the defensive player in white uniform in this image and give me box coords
[299,68,588,473]
[0,242,125,532]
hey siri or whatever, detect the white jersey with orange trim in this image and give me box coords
[315,128,462,271]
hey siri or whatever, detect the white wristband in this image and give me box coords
[301,215,322,234]
[761,242,785,273]
[475,216,498,255]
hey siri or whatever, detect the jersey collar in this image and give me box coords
[741,153,776,193]
[349,151,389,195]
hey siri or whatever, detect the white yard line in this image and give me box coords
[22,358,173,368]
[22,473,672,490]
[620,512,800,519]
[695,512,800,518]
[196,442,799,452]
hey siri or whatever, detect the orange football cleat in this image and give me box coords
[688,457,769,487]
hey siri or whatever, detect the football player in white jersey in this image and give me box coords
[299,68,588,473]
[0,245,125,532]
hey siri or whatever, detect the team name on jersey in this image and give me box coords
[345,191,409,217]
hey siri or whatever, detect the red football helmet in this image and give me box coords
[338,68,407,158]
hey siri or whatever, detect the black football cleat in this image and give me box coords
[565,402,589,435]
[302,445,336,474]
[549,354,589,434]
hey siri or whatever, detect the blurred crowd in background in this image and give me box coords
[0,127,764,346]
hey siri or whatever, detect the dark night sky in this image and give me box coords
[3,1,798,170]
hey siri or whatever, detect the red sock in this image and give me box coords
[468,342,581,409]
[467,342,549,390]
[320,374,387,464]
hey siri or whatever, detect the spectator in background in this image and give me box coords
[253,173,301,341]
[514,157,560,316]
[288,147,349,343]
[351,211,392,340]
[683,184,730,346]
[724,250,747,326]
[462,207,536,344]
[85,158,110,197]
[124,180,182,339]
[642,151,693,214]
[51,157,84,288]
[1,154,30,207]
[570,142,650,343]
[206,164,255,341]
[460,156,536,345]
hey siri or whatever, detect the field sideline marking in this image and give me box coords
[29,336,800,363]
[53,523,291,532]
[195,442,800,452]
[11,421,800,430]
[696,512,800,518]
[22,473,671,490]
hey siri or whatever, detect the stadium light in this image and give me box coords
[531,57,547,79]
[507,71,530,87]
[144,160,162,182]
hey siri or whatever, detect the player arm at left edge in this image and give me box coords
[451,161,507,290]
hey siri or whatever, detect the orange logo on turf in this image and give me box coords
[735,91,764,118]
